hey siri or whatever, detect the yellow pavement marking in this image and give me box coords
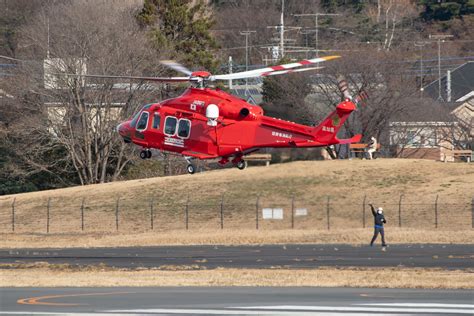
[17,291,134,306]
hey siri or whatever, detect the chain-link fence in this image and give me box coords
[0,195,473,233]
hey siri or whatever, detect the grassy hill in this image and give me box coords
[0,159,473,235]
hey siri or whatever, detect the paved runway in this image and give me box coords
[1,287,473,315]
[1,244,473,269]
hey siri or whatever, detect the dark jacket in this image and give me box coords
[370,205,387,227]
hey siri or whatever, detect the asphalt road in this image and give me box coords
[1,244,473,269]
[1,287,473,315]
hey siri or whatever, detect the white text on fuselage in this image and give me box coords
[190,100,205,111]
[164,137,184,148]
[322,126,335,133]
[272,131,292,139]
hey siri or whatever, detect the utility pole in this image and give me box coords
[429,34,453,101]
[280,0,285,58]
[47,17,50,59]
[300,30,312,58]
[267,0,286,60]
[447,70,452,102]
[240,30,256,96]
[294,13,340,58]
[414,41,427,98]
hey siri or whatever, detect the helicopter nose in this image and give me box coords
[116,122,129,134]
[116,122,132,143]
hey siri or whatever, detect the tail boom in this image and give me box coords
[250,99,360,150]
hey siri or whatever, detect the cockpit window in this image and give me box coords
[164,116,177,136]
[177,119,191,139]
[130,111,140,128]
[130,104,152,128]
[136,112,149,131]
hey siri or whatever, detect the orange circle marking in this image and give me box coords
[17,291,134,306]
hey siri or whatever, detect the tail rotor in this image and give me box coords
[337,76,352,100]
[337,76,368,107]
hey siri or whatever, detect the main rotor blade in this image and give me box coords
[56,73,192,82]
[261,66,324,77]
[160,60,193,76]
[211,55,340,80]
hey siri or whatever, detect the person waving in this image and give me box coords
[369,203,387,247]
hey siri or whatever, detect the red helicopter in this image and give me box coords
[100,56,363,174]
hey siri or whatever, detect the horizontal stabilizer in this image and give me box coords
[337,134,362,145]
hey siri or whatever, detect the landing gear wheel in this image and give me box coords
[236,160,247,170]
[140,150,148,159]
[146,150,152,159]
[187,164,196,174]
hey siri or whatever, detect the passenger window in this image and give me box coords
[164,116,177,136]
[177,119,191,139]
[153,114,161,129]
[136,112,149,131]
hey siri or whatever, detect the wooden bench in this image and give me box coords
[451,150,472,162]
[349,143,381,158]
[246,153,272,166]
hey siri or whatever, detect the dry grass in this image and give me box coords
[1,266,472,289]
[1,228,473,248]
[0,159,472,235]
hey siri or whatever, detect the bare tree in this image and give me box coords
[312,48,421,156]
[440,100,474,151]
[365,0,418,51]
[5,0,166,185]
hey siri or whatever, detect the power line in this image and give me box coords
[294,13,341,58]
[0,55,24,62]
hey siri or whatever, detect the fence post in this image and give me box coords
[115,197,120,231]
[150,197,154,230]
[11,198,16,232]
[256,195,260,230]
[46,197,51,233]
[398,194,403,228]
[80,198,85,231]
[291,196,295,229]
[434,195,439,229]
[185,195,189,230]
[326,196,330,230]
[220,194,224,230]
[471,197,474,229]
[362,195,367,228]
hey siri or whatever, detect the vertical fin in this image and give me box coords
[312,100,357,143]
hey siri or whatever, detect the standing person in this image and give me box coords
[369,203,387,247]
[367,136,377,160]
